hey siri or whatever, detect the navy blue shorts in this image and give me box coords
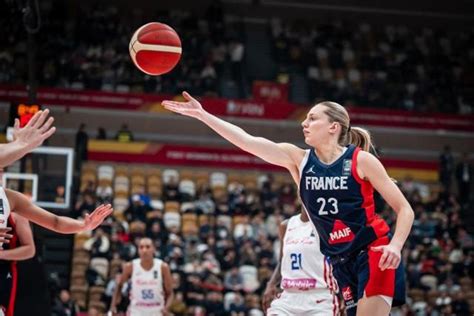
[329,236,406,316]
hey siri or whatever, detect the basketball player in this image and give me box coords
[162,93,414,315]
[0,212,34,316]
[263,210,339,315]
[0,109,56,168]
[110,238,174,316]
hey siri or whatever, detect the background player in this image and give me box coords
[110,237,174,316]
[162,93,414,315]
[263,210,340,315]
[0,212,34,316]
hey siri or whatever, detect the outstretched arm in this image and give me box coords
[357,151,414,271]
[0,109,56,168]
[6,189,112,234]
[162,92,305,173]
[0,213,35,261]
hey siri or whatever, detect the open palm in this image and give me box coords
[161,91,204,119]
[13,109,56,150]
[83,204,113,231]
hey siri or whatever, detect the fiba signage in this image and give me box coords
[253,80,288,102]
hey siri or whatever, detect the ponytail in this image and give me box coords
[348,126,377,155]
[317,101,377,154]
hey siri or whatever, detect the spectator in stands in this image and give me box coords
[55,185,65,204]
[96,127,107,140]
[439,145,455,191]
[74,193,97,218]
[229,292,247,315]
[115,123,134,142]
[233,216,254,240]
[456,152,472,204]
[124,194,151,223]
[224,266,244,291]
[51,289,79,316]
[95,181,113,204]
[84,227,110,259]
[204,291,225,316]
[163,175,181,202]
[75,123,89,171]
[451,290,471,315]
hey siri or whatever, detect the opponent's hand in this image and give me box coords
[0,227,13,244]
[13,109,56,151]
[162,91,205,120]
[371,243,401,271]
[83,204,113,231]
[262,284,280,312]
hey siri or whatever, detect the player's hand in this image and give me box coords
[12,109,56,151]
[162,91,205,120]
[83,204,113,231]
[162,310,173,316]
[262,284,280,312]
[371,243,401,271]
[0,227,13,244]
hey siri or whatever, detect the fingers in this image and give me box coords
[25,110,42,128]
[386,255,400,269]
[14,118,20,130]
[39,117,55,134]
[182,91,196,102]
[378,249,389,270]
[0,227,12,233]
[40,127,56,143]
[31,109,50,128]
[370,246,383,252]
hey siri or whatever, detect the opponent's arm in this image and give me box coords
[0,214,35,260]
[262,219,288,311]
[357,151,414,270]
[162,92,305,172]
[110,262,133,315]
[6,189,112,234]
[0,110,56,168]
[161,262,174,315]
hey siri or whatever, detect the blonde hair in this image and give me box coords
[317,101,376,153]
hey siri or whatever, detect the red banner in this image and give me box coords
[348,107,474,132]
[88,142,286,171]
[252,81,288,102]
[0,84,472,130]
[87,141,438,173]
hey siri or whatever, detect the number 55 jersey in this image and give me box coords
[129,258,164,316]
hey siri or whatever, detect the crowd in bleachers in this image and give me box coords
[57,159,473,316]
[269,19,474,113]
[2,0,473,113]
[0,0,246,98]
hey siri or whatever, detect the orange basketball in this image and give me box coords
[129,22,182,76]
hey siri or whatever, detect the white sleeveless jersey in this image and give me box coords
[280,215,337,292]
[0,187,11,248]
[129,258,165,314]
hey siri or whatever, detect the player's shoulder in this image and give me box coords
[279,218,290,229]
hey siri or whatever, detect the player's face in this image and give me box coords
[138,239,155,259]
[301,105,333,145]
